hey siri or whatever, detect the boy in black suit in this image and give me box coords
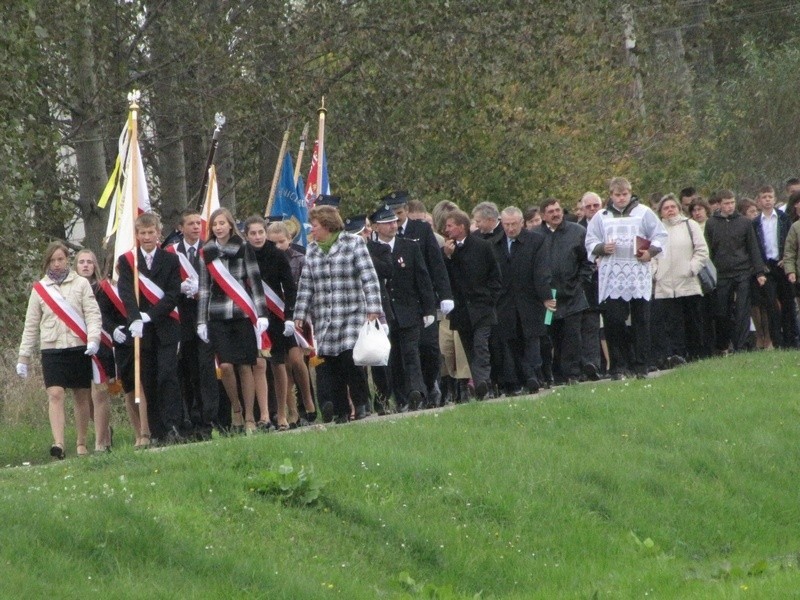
[118,212,183,445]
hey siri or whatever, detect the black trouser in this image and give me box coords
[603,297,651,375]
[389,323,425,406]
[715,274,753,352]
[141,341,182,438]
[499,318,542,388]
[178,336,220,434]
[418,320,441,391]
[319,350,370,419]
[758,261,799,348]
[458,323,492,386]
[551,312,583,379]
[651,295,704,363]
[580,308,602,370]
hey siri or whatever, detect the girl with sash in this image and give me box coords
[197,208,269,434]
[17,242,102,459]
[75,249,114,452]
[244,216,298,431]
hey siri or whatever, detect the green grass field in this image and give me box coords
[1,352,799,598]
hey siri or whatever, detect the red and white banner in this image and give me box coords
[123,251,180,322]
[33,282,107,384]
[205,255,271,351]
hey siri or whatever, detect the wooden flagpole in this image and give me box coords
[316,98,327,198]
[127,90,150,443]
[265,126,291,217]
[294,122,309,186]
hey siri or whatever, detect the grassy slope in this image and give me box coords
[1,353,799,598]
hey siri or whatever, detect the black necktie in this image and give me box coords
[397,226,405,238]
[188,246,197,267]
[510,239,517,256]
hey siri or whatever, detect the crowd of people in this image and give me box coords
[17,175,800,458]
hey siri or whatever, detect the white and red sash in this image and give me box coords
[166,243,199,283]
[33,282,107,384]
[99,279,127,318]
[205,255,271,351]
[123,251,180,322]
[261,280,314,349]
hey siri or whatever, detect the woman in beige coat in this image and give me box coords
[651,195,709,367]
[17,242,102,459]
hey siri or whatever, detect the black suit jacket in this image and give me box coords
[397,218,452,303]
[445,234,502,332]
[175,240,201,341]
[491,229,551,338]
[383,237,436,328]
[367,240,394,321]
[118,247,181,346]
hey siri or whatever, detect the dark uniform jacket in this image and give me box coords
[381,237,436,329]
[397,218,452,303]
[490,228,551,338]
[705,211,765,278]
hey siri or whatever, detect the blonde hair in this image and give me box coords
[267,222,291,238]
[75,248,100,282]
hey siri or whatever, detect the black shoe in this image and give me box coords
[164,427,185,445]
[456,379,471,403]
[474,381,488,400]
[50,444,65,460]
[256,420,274,433]
[321,401,334,423]
[408,390,422,410]
[373,395,389,415]
[304,411,318,423]
[582,362,600,381]
[333,414,350,424]
[566,378,580,386]
[354,404,368,421]
[507,386,525,396]
[666,355,687,369]
[526,377,541,394]
[427,382,442,407]
[610,371,626,381]
[397,403,410,413]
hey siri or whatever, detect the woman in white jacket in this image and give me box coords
[17,242,102,459]
[651,195,709,367]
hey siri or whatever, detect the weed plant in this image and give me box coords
[0,352,798,597]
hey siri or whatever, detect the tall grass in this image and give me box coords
[0,352,799,598]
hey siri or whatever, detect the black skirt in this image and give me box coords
[114,343,135,394]
[41,347,92,389]
[209,318,258,365]
[266,322,298,364]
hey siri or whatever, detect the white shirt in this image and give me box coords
[760,210,779,260]
[379,237,396,252]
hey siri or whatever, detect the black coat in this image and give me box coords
[367,239,394,321]
[383,237,436,328]
[250,241,297,322]
[491,229,551,338]
[117,247,181,346]
[578,217,600,308]
[753,209,792,264]
[445,234,502,332]
[397,218,452,303]
[539,221,592,318]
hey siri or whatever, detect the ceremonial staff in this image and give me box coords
[316,97,327,198]
[193,113,226,210]
[265,125,291,217]
[294,122,310,186]
[127,91,148,443]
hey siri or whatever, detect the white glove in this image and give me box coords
[181,279,199,296]
[440,300,454,315]
[85,342,99,356]
[113,326,127,344]
[423,315,435,328]
[197,324,209,343]
[129,320,144,338]
[283,321,295,337]
[16,363,27,378]
[256,317,269,335]
[381,323,390,336]
[140,312,151,323]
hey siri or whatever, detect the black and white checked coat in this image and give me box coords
[294,232,383,356]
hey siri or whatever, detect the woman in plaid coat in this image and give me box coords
[294,205,383,422]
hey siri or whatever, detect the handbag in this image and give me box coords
[685,221,717,295]
[352,320,391,366]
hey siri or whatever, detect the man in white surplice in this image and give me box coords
[585,177,668,380]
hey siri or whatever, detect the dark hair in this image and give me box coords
[756,185,775,196]
[207,207,239,241]
[406,199,428,214]
[716,189,735,201]
[180,208,201,224]
[785,177,800,189]
[788,191,800,222]
[688,198,711,217]
[679,187,696,199]
[737,198,757,215]
[523,206,540,222]
[540,198,561,213]
[243,215,267,235]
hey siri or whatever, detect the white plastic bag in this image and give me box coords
[352,320,391,366]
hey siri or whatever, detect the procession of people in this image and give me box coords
[17,177,800,459]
